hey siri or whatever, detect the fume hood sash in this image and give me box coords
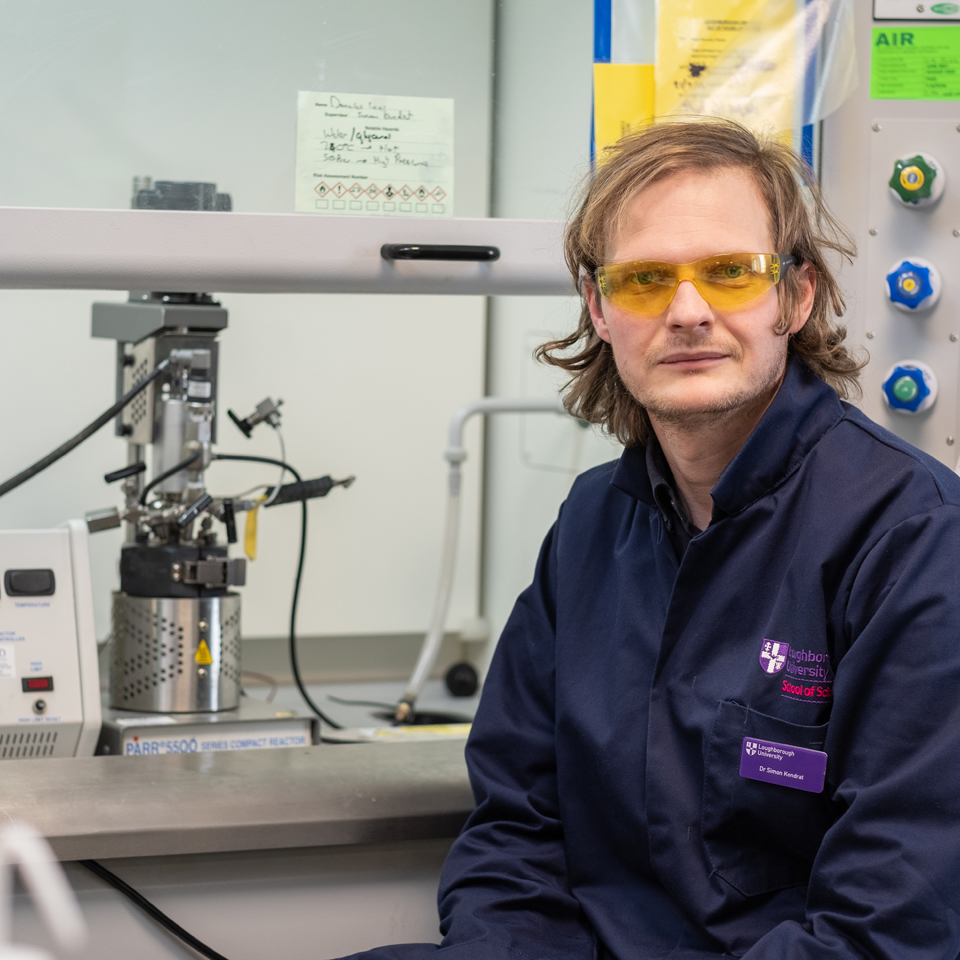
[0,208,571,296]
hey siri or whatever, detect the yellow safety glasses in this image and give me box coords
[596,253,797,317]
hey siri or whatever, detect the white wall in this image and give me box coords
[0,0,495,642]
[482,0,622,661]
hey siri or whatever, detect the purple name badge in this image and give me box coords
[740,738,827,794]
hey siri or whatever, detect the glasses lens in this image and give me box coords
[597,261,678,315]
[695,254,777,308]
[598,254,783,317]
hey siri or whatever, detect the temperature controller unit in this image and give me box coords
[0,522,101,760]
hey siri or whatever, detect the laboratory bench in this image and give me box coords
[4,680,480,960]
[1,738,474,861]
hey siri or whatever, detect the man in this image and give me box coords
[344,119,960,959]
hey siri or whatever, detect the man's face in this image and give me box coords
[586,167,814,431]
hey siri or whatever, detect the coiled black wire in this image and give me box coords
[213,453,342,730]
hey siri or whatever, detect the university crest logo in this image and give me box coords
[745,741,758,756]
[759,639,789,675]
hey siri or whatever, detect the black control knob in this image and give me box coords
[222,498,238,544]
[444,662,479,698]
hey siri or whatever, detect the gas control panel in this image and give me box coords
[860,119,960,463]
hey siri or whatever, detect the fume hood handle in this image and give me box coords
[381,244,500,262]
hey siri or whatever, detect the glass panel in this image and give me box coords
[0,0,493,215]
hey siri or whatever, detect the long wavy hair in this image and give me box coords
[537,117,863,447]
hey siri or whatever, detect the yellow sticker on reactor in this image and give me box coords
[195,640,213,665]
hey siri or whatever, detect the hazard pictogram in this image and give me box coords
[309,177,447,213]
[195,640,213,665]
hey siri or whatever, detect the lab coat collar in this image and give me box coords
[610,358,845,515]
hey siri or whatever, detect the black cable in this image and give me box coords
[213,453,343,729]
[214,453,300,478]
[78,859,230,960]
[139,450,202,505]
[0,359,169,500]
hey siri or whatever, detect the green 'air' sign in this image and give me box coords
[872,26,960,100]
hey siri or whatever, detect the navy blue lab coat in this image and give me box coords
[343,360,960,959]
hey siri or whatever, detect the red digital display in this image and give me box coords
[22,677,52,691]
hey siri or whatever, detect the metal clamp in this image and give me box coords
[171,557,246,587]
[85,507,122,533]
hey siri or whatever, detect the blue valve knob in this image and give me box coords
[881,361,937,414]
[885,257,940,312]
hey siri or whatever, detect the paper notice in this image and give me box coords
[295,91,454,217]
[593,63,656,161]
[656,0,797,136]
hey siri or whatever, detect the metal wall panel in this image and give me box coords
[860,119,960,463]
[822,4,960,468]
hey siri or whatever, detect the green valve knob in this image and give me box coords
[892,376,919,402]
[889,154,942,205]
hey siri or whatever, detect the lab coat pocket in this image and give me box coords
[701,699,834,898]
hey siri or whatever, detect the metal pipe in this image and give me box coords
[394,397,569,723]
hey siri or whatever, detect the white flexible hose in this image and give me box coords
[0,822,86,957]
[263,425,287,506]
[395,397,567,722]
[401,476,462,706]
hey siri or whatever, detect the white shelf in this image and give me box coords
[0,208,572,296]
